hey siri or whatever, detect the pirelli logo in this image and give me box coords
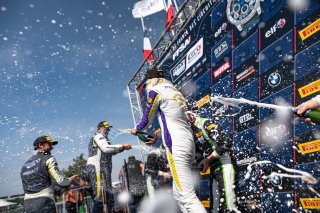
[197,95,210,108]
[299,18,320,41]
[298,139,320,154]
[201,200,210,208]
[300,198,320,209]
[298,79,320,98]
[200,167,210,175]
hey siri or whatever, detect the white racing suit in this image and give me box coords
[136,83,207,213]
[86,132,124,213]
[312,95,320,106]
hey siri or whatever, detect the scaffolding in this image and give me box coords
[127,0,208,127]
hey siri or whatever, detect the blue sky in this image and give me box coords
[0,0,169,196]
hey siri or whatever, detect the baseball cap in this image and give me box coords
[97,121,113,129]
[33,136,58,150]
[145,67,164,80]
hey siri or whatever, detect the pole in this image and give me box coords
[140,17,146,32]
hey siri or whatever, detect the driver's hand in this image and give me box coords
[130,128,137,135]
[199,158,209,173]
[122,144,132,150]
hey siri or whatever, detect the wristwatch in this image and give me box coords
[226,0,264,31]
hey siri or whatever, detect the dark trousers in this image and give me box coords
[24,197,56,213]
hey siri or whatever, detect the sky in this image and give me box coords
[0,0,172,197]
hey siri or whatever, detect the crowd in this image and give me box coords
[20,67,320,213]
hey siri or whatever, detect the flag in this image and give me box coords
[132,0,165,18]
[165,0,174,28]
[143,32,154,62]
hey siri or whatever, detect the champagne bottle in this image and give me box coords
[295,109,320,125]
[137,131,153,142]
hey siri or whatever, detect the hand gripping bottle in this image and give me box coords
[295,109,320,125]
[137,131,154,142]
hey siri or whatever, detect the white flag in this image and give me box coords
[132,0,165,18]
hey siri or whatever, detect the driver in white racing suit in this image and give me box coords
[130,68,207,213]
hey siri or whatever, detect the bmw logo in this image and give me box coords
[268,72,281,87]
[271,175,282,186]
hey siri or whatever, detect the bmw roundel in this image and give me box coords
[270,175,282,186]
[268,72,281,87]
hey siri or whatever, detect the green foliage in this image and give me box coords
[62,153,87,179]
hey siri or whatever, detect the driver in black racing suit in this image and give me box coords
[188,114,239,213]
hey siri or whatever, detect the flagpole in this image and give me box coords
[172,0,179,14]
[140,17,145,32]
[163,0,167,10]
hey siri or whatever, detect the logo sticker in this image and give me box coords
[214,41,228,58]
[214,22,228,37]
[265,18,286,38]
[298,79,320,98]
[268,72,281,87]
[298,139,320,154]
[239,113,254,124]
[197,95,210,109]
[213,61,231,78]
[186,38,203,70]
[172,36,192,61]
[299,17,320,41]
[236,65,256,82]
[300,198,320,209]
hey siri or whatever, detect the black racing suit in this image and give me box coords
[85,132,125,213]
[21,152,72,213]
[126,158,145,213]
[145,152,170,197]
[192,117,238,213]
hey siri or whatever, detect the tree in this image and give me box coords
[62,153,87,179]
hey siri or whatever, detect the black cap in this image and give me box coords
[33,136,58,150]
[97,121,113,129]
[145,68,164,80]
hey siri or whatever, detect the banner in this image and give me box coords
[132,0,165,18]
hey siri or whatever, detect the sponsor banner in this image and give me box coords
[260,61,294,100]
[233,80,259,132]
[295,40,320,81]
[232,32,258,70]
[300,198,320,209]
[186,38,204,71]
[211,34,232,66]
[233,55,259,91]
[296,0,320,24]
[260,85,293,121]
[296,130,320,164]
[261,192,294,212]
[296,69,320,105]
[296,8,320,52]
[259,30,293,74]
[260,7,294,50]
[294,162,320,191]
